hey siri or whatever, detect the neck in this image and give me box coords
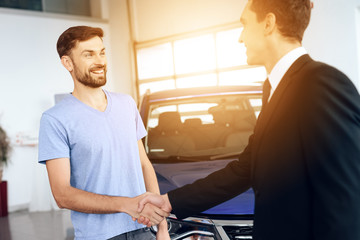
[72,82,107,112]
[264,40,302,74]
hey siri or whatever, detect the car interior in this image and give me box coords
[146,96,259,159]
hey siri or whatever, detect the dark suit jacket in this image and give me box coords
[168,55,360,240]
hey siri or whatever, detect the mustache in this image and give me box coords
[89,65,106,71]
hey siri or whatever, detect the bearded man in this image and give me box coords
[38,26,169,240]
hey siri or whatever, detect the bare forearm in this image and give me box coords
[142,162,169,228]
[142,164,160,193]
[53,185,132,214]
[138,140,169,232]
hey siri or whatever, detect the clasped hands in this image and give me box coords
[130,192,172,227]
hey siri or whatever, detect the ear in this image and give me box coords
[264,12,276,36]
[61,56,74,72]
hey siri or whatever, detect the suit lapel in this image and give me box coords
[251,54,313,177]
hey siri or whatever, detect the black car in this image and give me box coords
[139,85,262,240]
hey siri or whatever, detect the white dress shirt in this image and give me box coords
[267,47,307,101]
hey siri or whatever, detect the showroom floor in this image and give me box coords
[0,209,74,240]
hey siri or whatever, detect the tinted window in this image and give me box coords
[0,0,42,11]
[145,94,261,162]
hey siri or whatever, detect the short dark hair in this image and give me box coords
[250,0,311,42]
[56,26,104,58]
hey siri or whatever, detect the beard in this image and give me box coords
[73,64,107,88]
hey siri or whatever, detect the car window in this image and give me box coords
[145,94,261,162]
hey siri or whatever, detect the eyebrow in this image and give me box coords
[81,48,106,54]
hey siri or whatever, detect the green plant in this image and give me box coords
[0,126,10,165]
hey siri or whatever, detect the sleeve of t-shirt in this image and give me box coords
[38,113,70,164]
[129,96,147,141]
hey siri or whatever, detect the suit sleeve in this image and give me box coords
[168,135,253,219]
[300,64,360,239]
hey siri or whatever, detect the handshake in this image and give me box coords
[129,192,172,227]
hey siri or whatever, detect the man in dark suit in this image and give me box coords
[137,0,360,239]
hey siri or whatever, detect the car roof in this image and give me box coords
[146,85,263,103]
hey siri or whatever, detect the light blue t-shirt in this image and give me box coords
[38,90,147,240]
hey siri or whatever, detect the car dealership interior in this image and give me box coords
[0,0,360,239]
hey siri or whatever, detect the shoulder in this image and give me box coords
[294,57,359,99]
[299,58,360,117]
[301,58,352,86]
[41,94,79,126]
[42,95,72,118]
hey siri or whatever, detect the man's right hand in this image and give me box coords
[138,192,172,213]
[135,193,172,226]
[125,193,170,226]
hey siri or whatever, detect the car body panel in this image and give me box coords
[153,160,254,215]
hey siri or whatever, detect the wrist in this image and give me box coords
[118,196,133,214]
[163,194,172,212]
[157,218,168,231]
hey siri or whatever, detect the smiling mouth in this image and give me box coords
[91,69,104,74]
[90,67,106,76]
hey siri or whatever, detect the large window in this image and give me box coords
[135,25,267,96]
[0,0,42,11]
[0,0,92,17]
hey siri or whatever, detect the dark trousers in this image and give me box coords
[108,227,155,240]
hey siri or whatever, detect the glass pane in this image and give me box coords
[146,94,260,159]
[216,28,247,68]
[0,0,42,11]
[178,103,218,124]
[139,79,175,95]
[174,35,216,74]
[176,74,217,88]
[44,0,90,16]
[178,103,218,113]
[137,43,174,79]
[148,105,177,128]
[181,114,214,124]
[219,67,267,86]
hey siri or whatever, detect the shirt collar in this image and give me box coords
[268,47,307,92]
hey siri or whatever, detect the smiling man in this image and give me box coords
[138,0,360,239]
[38,26,169,240]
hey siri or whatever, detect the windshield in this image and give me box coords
[145,94,261,161]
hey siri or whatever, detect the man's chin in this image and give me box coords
[78,79,107,88]
[246,58,261,67]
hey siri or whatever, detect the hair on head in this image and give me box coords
[56,26,104,58]
[250,0,311,42]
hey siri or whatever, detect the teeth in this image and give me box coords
[92,70,104,74]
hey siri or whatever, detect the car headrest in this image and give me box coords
[184,118,202,128]
[157,112,182,132]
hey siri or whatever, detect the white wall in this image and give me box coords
[131,0,360,88]
[355,6,360,85]
[0,8,112,211]
[303,0,360,88]
[108,0,137,98]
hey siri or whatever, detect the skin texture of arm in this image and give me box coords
[137,140,170,240]
[46,155,167,225]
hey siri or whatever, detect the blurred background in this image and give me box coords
[0,0,359,237]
